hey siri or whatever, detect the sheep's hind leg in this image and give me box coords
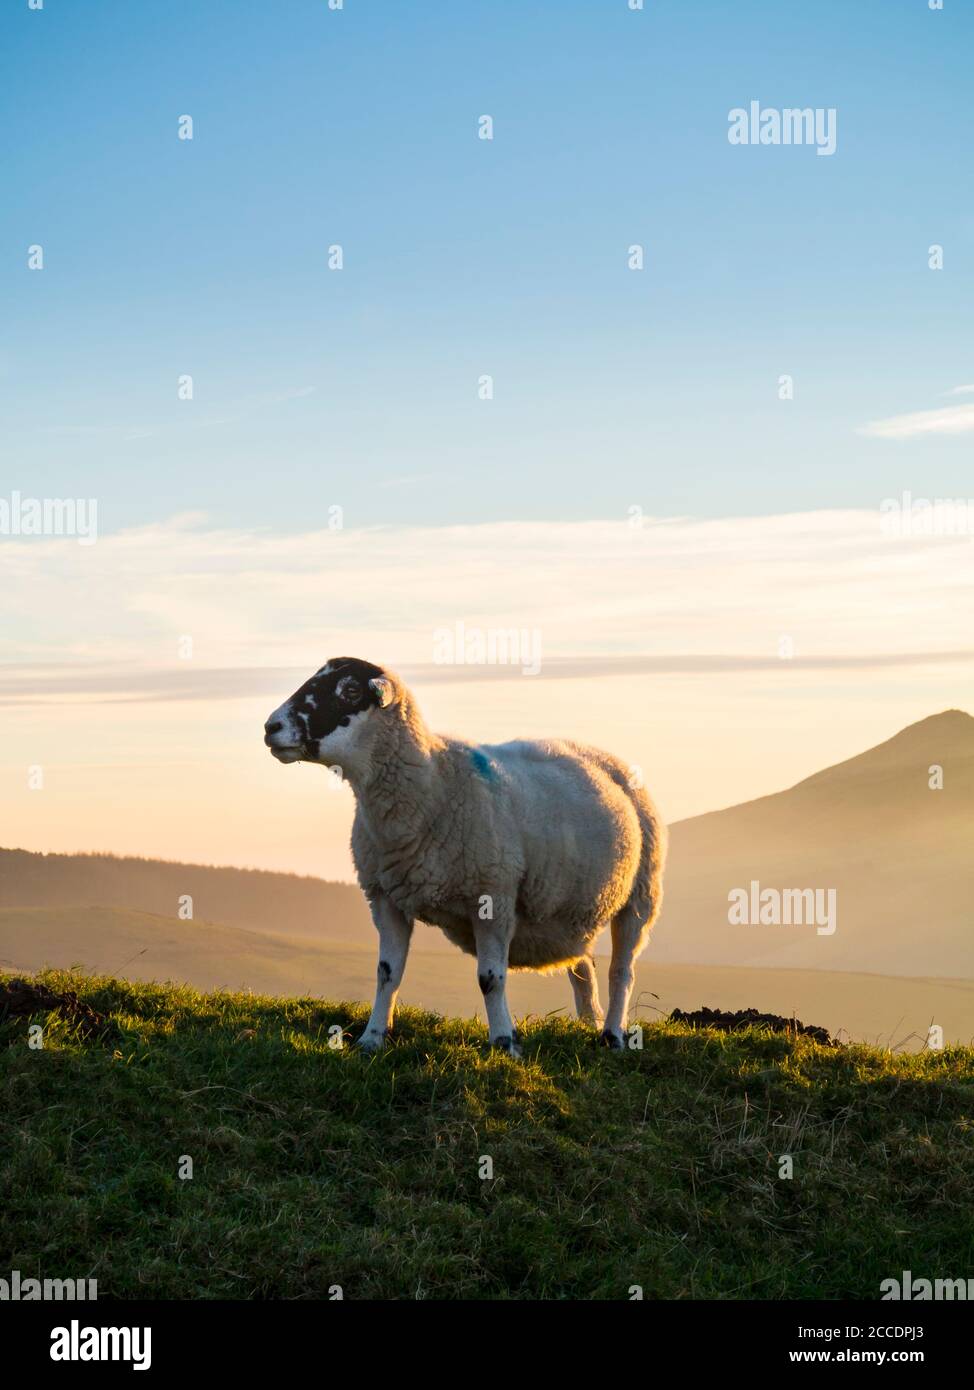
[602,908,644,1050]
[357,895,413,1052]
[474,905,521,1058]
[566,954,603,1028]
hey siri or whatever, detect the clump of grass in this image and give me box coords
[2,968,972,1300]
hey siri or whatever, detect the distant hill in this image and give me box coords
[0,905,361,998]
[653,710,974,977]
[0,847,381,948]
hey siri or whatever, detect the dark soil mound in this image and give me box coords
[669,1006,836,1046]
[0,978,114,1040]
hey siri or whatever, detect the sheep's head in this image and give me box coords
[264,657,397,769]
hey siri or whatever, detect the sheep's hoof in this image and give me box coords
[356,1028,390,1053]
[491,1034,523,1059]
[599,1029,626,1051]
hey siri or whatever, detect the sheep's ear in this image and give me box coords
[369,676,396,709]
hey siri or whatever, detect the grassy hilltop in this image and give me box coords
[2,969,973,1301]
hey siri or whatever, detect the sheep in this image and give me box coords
[264,657,666,1055]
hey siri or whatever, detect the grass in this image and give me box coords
[2,968,973,1300]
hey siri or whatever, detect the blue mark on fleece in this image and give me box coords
[470,749,497,783]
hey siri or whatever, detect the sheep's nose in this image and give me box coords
[265,720,283,735]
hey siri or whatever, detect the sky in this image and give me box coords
[1,0,972,879]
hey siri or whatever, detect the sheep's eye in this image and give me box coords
[335,676,361,705]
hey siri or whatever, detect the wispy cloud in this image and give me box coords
[2,509,972,703]
[3,649,974,707]
[858,402,974,439]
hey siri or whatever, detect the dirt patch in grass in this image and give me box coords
[0,977,114,1040]
[669,1005,836,1046]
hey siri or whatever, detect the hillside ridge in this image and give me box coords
[2,968,971,1302]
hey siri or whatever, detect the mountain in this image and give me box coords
[651,710,974,977]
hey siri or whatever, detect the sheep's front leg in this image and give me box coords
[358,895,413,1052]
[474,903,521,1058]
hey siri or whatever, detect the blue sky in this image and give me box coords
[3,0,972,535]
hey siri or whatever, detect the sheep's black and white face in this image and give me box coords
[264,657,395,765]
